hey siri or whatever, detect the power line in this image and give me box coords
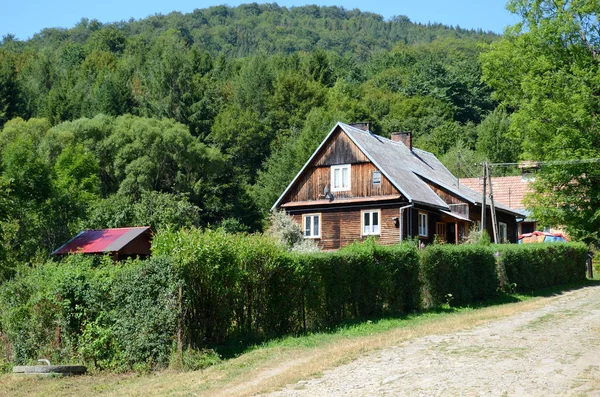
[457,151,481,178]
[486,158,600,168]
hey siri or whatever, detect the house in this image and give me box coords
[272,122,525,250]
[52,227,152,261]
[460,175,537,235]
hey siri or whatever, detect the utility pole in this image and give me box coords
[457,151,461,188]
[487,162,499,243]
[480,162,487,233]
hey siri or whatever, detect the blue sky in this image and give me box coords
[2,1,520,41]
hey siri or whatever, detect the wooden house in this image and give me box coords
[52,227,152,261]
[272,122,524,250]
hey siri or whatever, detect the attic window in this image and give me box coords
[372,171,382,185]
[331,164,351,192]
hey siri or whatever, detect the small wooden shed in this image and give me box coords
[52,227,152,261]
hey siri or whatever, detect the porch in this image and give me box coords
[434,210,472,244]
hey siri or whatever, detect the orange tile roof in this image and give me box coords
[459,176,531,210]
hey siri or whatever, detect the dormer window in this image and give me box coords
[331,164,351,192]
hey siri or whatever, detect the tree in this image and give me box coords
[475,109,521,166]
[481,0,600,244]
[82,191,201,231]
[0,49,21,128]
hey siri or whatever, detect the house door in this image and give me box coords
[447,222,456,244]
[436,222,447,242]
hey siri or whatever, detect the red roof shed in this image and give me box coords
[52,227,152,260]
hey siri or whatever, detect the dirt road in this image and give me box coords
[266,285,600,396]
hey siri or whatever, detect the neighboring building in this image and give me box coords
[272,122,524,250]
[460,175,537,235]
[52,227,152,261]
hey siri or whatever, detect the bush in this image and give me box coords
[153,230,421,346]
[299,240,421,329]
[420,244,497,307]
[495,242,587,292]
[0,255,180,371]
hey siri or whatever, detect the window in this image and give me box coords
[418,212,428,237]
[331,164,351,191]
[362,210,380,235]
[372,170,382,185]
[499,222,507,243]
[436,222,446,239]
[303,214,320,238]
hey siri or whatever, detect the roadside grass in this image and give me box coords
[1,279,598,397]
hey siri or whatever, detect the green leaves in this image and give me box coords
[481,0,600,244]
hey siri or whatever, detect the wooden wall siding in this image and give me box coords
[425,181,467,205]
[284,162,400,203]
[313,129,369,166]
[469,204,519,243]
[289,207,403,250]
[380,208,401,245]
[408,208,441,244]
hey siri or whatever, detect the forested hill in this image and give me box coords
[4,4,496,56]
[0,3,521,271]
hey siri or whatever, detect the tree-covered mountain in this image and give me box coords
[0,3,524,273]
[6,4,496,56]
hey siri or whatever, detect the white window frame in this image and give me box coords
[362,209,381,236]
[499,222,508,243]
[303,213,321,239]
[418,212,428,237]
[331,164,351,192]
[372,170,382,185]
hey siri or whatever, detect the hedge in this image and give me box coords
[420,244,498,307]
[495,242,588,292]
[300,241,421,329]
[151,230,422,347]
[0,231,589,372]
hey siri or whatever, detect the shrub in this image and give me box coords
[495,242,587,292]
[420,244,497,307]
[0,255,180,371]
[153,230,421,346]
[300,240,421,329]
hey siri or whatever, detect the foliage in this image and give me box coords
[481,0,600,244]
[0,255,180,371]
[0,4,505,230]
[420,244,498,307]
[266,210,318,253]
[152,230,421,346]
[0,231,589,372]
[495,242,588,292]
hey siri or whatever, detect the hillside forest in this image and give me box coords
[0,1,599,275]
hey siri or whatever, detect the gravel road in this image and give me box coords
[267,285,600,397]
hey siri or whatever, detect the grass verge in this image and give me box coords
[1,280,597,397]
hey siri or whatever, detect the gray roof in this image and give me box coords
[273,122,525,217]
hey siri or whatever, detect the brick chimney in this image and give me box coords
[349,122,370,131]
[391,132,412,151]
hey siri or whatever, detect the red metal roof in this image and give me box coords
[52,227,151,255]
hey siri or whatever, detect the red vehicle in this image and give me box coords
[517,231,569,244]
